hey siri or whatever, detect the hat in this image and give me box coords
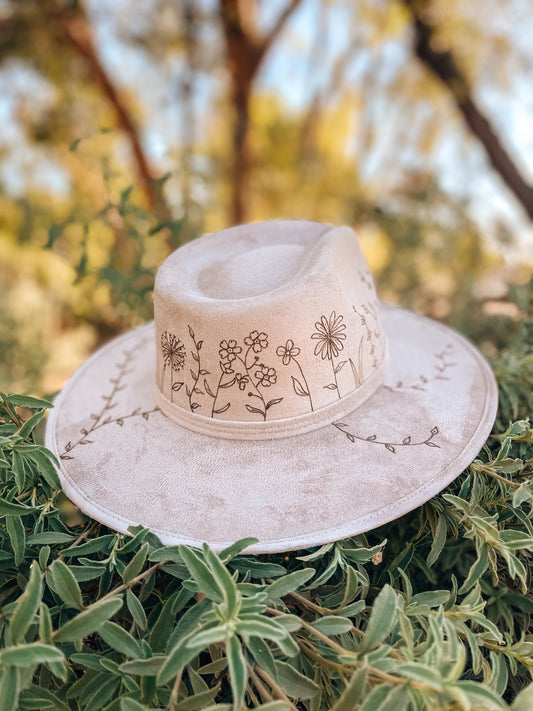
[45,221,498,554]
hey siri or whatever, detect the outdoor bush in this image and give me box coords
[0,283,532,711]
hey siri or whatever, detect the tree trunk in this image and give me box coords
[404,0,533,221]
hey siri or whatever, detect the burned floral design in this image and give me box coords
[384,344,455,393]
[160,331,185,371]
[313,312,347,399]
[333,422,441,453]
[219,339,242,362]
[312,312,346,361]
[245,330,268,353]
[276,339,300,366]
[220,360,235,375]
[61,341,159,460]
[235,373,249,391]
[276,338,314,412]
[255,364,277,387]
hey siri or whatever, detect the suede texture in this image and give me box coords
[45,218,498,554]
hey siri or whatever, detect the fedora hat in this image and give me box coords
[45,220,498,553]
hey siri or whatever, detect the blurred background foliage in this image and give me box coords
[0,0,531,396]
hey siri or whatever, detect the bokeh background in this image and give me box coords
[1,0,531,397]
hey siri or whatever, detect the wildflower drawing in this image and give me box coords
[207,330,283,420]
[276,338,314,411]
[160,331,186,402]
[312,311,347,399]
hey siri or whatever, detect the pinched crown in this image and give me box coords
[153,221,388,439]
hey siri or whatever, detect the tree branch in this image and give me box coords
[403,0,533,221]
[259,0,303,63]
[46,1,170,218]
[219,0,302,223]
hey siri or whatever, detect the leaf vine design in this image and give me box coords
[384,345,455,393]
[312,312,347,399]
[276,339,314,411]
[61,344,159,460]
[186,326,209,412]
[332,422,441,454]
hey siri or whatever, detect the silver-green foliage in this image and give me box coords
[0,305,532,710]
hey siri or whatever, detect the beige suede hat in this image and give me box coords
[45,220,498,553]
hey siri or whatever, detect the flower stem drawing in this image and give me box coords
[276,339,314,412]
[61,343,159,460]
[333,422,441,454]
[186,326,209,412]
[312,312,346,399]
[160,331,185,403]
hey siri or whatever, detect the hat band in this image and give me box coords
[154,348,390,440]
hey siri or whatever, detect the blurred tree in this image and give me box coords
[0,0,530,394]
[219,0,302,223]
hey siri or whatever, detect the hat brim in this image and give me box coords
[45,304,498,554]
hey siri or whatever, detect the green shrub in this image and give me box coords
[0,287,532,711]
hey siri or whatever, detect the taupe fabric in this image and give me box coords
[45,221,498,553]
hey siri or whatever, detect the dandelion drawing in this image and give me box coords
[160,331,186,401]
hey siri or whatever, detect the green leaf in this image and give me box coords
[126,589,148,630]
[228,558,286,578]
[0,667,20,711]
[0,498,35,516]
[54,597,122,642]
[18,410,46,439]
[39,603,53,644]
[120,700,145,711]
[123,542,149,583]
[513,482,533,508]
[1,643,65,668]
[61,535,115,557]
[451,680,506,708]
[6,394,53,410]
[459,543,489,594]
[203,544,238,617]
[10,562,42,644]
[49,560,84,609]
[174,684,222,711]
[247,636,277,679]
[179,546,223,601]
[83,675,120,709]
[24,449,60,489]
[119,656,166,676]
[310,616,353,635]
[273,660,320,699]
[358,585,397,655]
[329,664,368,711]
[100,621,142,658]
[499,530,533,550]
[157,632,202,685]
[397,662,443,691]
[427,514,447,567]
[6,515,25,567]
[68,565,106,582]
[512,682,533,711]
[218,537,259,562]
[265,568,315,601]
[226,635,246,711]
[27,532,76,545]
[19,685,69,710]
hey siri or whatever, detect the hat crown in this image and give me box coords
[153,221,388,438]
